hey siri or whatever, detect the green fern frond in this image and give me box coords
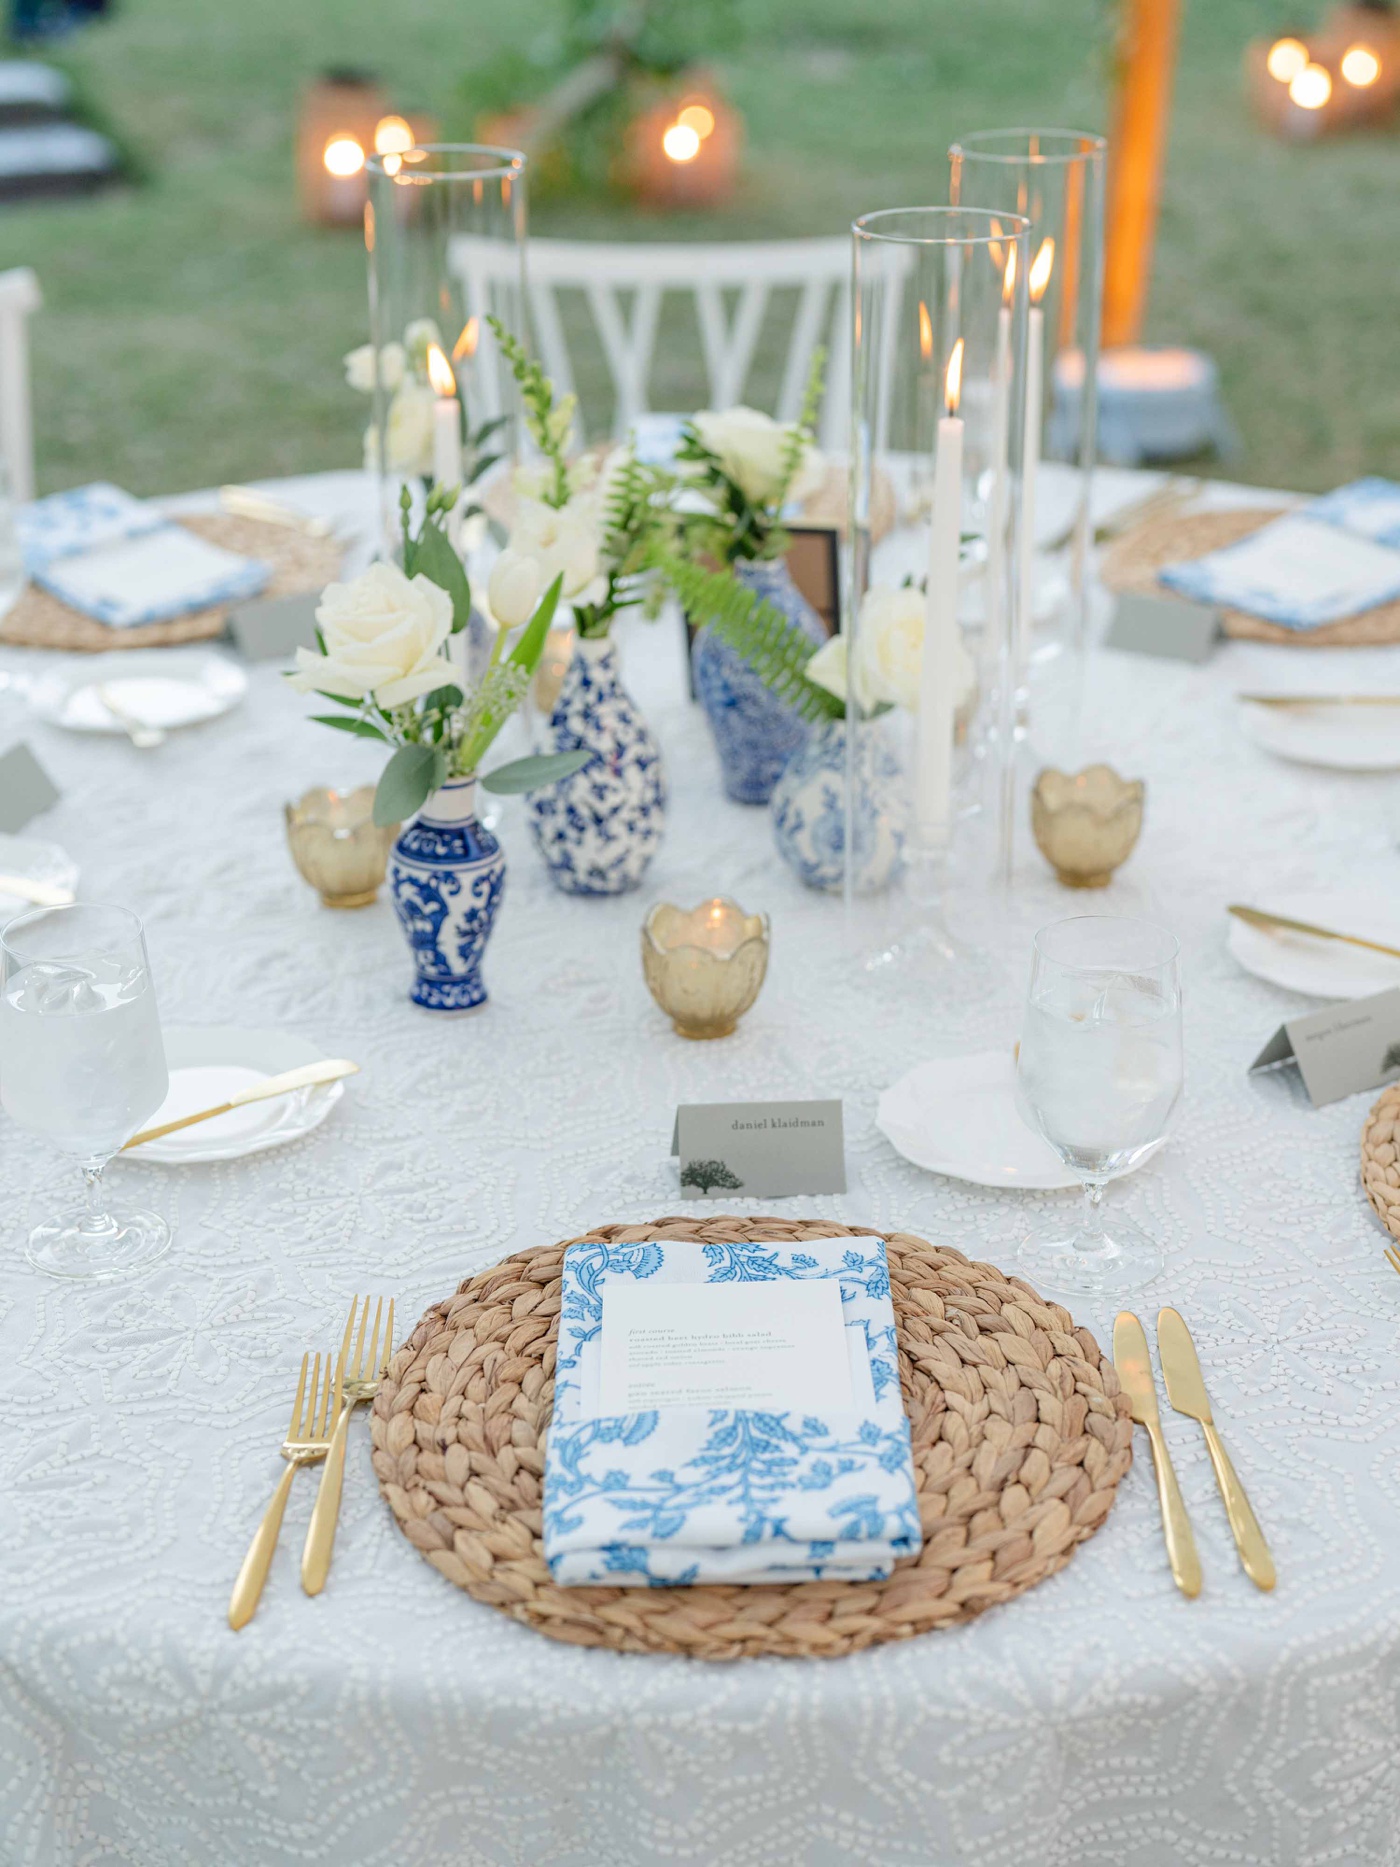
[656,552,844,724]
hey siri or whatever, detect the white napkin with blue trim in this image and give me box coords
[544,1234,922,1587]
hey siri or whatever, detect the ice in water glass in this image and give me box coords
[1014,914,1182,1296]
[0,902,171,1280]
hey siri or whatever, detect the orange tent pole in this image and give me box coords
[1102,0,1182,347]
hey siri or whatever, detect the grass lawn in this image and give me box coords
[2,0,1398,496]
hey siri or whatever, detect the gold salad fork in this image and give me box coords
[229,1351,340,1630]
[1385,1244,1400,1280]
[301,1295,395,1595]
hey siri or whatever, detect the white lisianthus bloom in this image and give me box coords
[343,341,406,395]
[487,548,544,629]
[289,562,457,708]
[691,405,815,508]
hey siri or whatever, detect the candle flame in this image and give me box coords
[987,216,1004,275]
[1029,237,1055,303]
[1341,43,1380,86]
[918,300,933,362]
[678,101,716,139]
[426,343,456,398]
[944,338,964,416]
[662,121,701,162]
[322,134,365,179]
[1002,243,1017,303]
[373,115,415,156]
[452,317,479,362]
[1289,61,1332,107]
[1266,36,1309,82]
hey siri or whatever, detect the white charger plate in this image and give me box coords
[29,654,247,735]
[0,833,78,919]
[1240,700,1400,771]
[1227,890,1400,1000]
[127,1026,348,1164]
[877,1052,1079,1189]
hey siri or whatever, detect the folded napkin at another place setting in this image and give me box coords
[18,481,270,627]
[543,1234,923,1588]
[1158,485,1400,630]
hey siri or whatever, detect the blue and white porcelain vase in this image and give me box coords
[388,777,505,1012]
[528,634,667,896]
[770,717,905,894]
[691,556,826,806]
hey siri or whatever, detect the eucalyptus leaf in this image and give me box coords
[422,684,464,714]
[413,521,473,633]
[309,714,390,742]
[480,748,592,795]
[374,742,444,827]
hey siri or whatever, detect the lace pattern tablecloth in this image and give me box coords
[2,472,1399,1867]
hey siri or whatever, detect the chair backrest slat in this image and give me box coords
[0,267,41,501]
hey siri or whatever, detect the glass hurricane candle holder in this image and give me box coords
[641,898,770,1039]
[285,786,398,908]
[1031,764,1144,887]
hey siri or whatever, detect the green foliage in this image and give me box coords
[374,743,446,827]
[458,573,564,771]
[489,316,573,508]
[479,749,592,794]
[656,552,844,724]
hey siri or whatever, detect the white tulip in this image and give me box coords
[510,497,602,600]
[488,548,544,629]
[289,562,457,708]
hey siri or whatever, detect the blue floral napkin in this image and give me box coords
[544,1234,922,1588]
[17,481,165,573]
[1301,476,1400,547]
[1158,513,1400,629]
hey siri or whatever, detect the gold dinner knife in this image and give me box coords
[1157,1307,1275,1592]
[1113,1310,1202,1599]
[124,1058,359,1149]
[1237,693,1400,708]
[1227,904,1400,964]
[0,874,75,908]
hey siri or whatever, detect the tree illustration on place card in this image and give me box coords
[1382,1041,1400,1077]
[680,1159,743,1194]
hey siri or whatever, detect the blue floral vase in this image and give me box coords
[528,634,667,896]
[388,777,505,1012]
[770,718,905,894]
[691,557,826,806]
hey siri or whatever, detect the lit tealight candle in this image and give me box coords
[641,898,771,1039]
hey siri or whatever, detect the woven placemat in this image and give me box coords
[1361,1084,1400,1243]
[0,513,343,652]
[370,1217,1133,1660]
[1100,505,1400,647]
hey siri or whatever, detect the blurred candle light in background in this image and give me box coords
[662,121,702,163]
[1266,36,1310,82]
[1340,44,1381,86]
[1289,61,1333,107]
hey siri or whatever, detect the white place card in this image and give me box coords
[598,1277,854,1416]
[1250,986,1400,1107]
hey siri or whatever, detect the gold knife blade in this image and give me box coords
[1226,904,1400,964]
[1157,1308,1275,1592]
[1113,1311,1202,1599]
[0,873,75,908]
[1237,693,1400,708]
[123,1058,358,1149]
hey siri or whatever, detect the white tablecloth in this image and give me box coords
[2,471,1399,1867]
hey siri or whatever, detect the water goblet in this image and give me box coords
[0,902,172,1280]
[1014,914,1182,1297]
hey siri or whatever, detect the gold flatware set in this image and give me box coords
[228,1292,393,1630]
[1227,903,1400,964]
[1114,1307,1274,1598]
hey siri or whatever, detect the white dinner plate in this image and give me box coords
[1227,889,1400,999]
[877,1051,1080,1189]
[1240,700,1400,771]
[127,1026,348,1164]
[29,653,247,736]
[0,833,78,920]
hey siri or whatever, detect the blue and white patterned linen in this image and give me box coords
[1158,513,1400,629]
[544,1234,922,1587]
[36,527,269,627]
[1301,476,1400,548]
[17,481,166,573]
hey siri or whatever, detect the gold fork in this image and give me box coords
[229,1350,341,1630]
[1386,1244,1400,1280]
[301,1295,395,1595]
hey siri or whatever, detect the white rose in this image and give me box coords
[343,341,406,395]
[487,548,543,629]
[805,633,864,709]
[807,584,977,717]
[379,381,437,475]
[692,405,812,508]
[289,562,457,708]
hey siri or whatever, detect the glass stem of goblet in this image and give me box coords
[1078,1177,1109,1251]
[79,1159,118,1239]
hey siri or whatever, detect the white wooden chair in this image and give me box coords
[0,268,41,501]
[449,236,851,449]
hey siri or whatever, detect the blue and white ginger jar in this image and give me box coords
[691,556,826,806]
[389,777,504,1012]
[770,717,905,894]
[528,634,667,896]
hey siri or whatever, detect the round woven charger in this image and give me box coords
[1099,505,1400,647]
[370,1217,1134,1660]
[1361,1084,1400,1243]
[0,512,343,652]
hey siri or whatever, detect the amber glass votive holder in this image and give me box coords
[641,897,770,1039]
[285,785,398,908]
[1031,764,1145,888]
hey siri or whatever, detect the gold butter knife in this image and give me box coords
[1113,1310,1202,1598]
[0,873,75,907]
[124,1058,358,1149]
[1238,693,1400,708]
[1227,903,1400,963]
[1157,1307,1274,1592]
